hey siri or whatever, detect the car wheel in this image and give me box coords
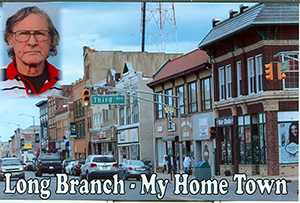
[21,174,25,179]
[38,170,42,177]
[0,176,4,181]
[86,171,92,181]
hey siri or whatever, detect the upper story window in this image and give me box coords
[176,85,185,115]
[188,81,198,113]
[237,61,242,97]
[156,92,163,119]
[201,77,212,111]
[247,57,255,95]
[226,65,232,99]
[126,106,131,125]
[119,106,125,125]
[255,55,263,93]
[165,88,174,108]
[132,104,139,123]
[281,53,299,90]
[219,67,225,100]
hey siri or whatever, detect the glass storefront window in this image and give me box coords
[238,114,266,164]
[220,127,232,164]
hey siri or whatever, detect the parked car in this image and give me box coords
[80,155,118,181]
[35,153,62,177]
[71,161,84,176]
[65,161,77,175]
[118,160,152,180]
[0,157,25,181]
[62,159,71,173]
[25,161,35,171]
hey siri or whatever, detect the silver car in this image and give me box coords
[0,157,25,181]
[80,155,118,180]
[118,160,152,180]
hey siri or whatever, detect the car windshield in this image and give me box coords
[93,157,115,163]
[2,159,21,166]
[129,160,145,166]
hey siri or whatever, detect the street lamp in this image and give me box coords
[8,122,21,158]
[19,113,37,151]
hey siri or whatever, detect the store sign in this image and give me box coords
[216,116,234,127]
[24,143,32,149]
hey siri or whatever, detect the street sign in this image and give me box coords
[91,95,126,105]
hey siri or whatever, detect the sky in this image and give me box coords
[0,2,256,142]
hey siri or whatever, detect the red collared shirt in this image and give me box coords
[1,57,62,98]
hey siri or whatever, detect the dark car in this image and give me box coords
[0,157,25,181]
[71,161,84,176]
[25,161,35,171]
[35,153,62,177]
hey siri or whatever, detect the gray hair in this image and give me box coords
[4,6,60,58]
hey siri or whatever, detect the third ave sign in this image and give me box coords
[91,95,126,105]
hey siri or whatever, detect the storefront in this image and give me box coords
[193,112,215,175]
[117,127,139,163]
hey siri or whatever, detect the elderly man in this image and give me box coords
[1,6,62,97]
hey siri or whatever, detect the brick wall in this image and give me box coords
[265,111,279,175]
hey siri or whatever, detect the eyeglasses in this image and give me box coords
[11,30,50,42]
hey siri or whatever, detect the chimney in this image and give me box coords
[212,18,220,28]
[229,9,238,19]
[239,4,249,14]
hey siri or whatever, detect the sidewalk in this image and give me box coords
[156,172,299,183]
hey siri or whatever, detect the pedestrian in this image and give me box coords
[163,155,168,174]
[183,153,192,174]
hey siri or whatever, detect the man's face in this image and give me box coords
[8,13,52,67]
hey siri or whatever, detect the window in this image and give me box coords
[201,77,212,110]
[220,127,232,164]
[132,104,139,123]
[281,53,299,90]
[226,65,232,99]
[188,81,198,113]
[126,106,131,125]
[219,67,225,100]
[156,92,163,119]
[247,57,255,94]
[165,88,174,108]
[255,55,263,92]
[237,61,242,96]
[176,85,185,115]
[119,106,125,125]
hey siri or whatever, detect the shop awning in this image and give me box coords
[61,141,69,150]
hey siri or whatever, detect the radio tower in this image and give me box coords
[141,2,178,53]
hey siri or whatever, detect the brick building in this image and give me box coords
[199,3,299,176]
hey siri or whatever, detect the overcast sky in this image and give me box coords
[0,2,256,142]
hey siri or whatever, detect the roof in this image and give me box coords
[199,3,299,48]
[148,49,210,86]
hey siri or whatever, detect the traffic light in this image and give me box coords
[82,88,90,107]
[209,127,216,139]
[265,63,274,80]
[277,62,287,80]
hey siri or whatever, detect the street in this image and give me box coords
[0,171,298,201]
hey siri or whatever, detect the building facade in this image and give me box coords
[148,49,214,173]
[199,3,299,176]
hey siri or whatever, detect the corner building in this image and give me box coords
[199,3,299,176]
